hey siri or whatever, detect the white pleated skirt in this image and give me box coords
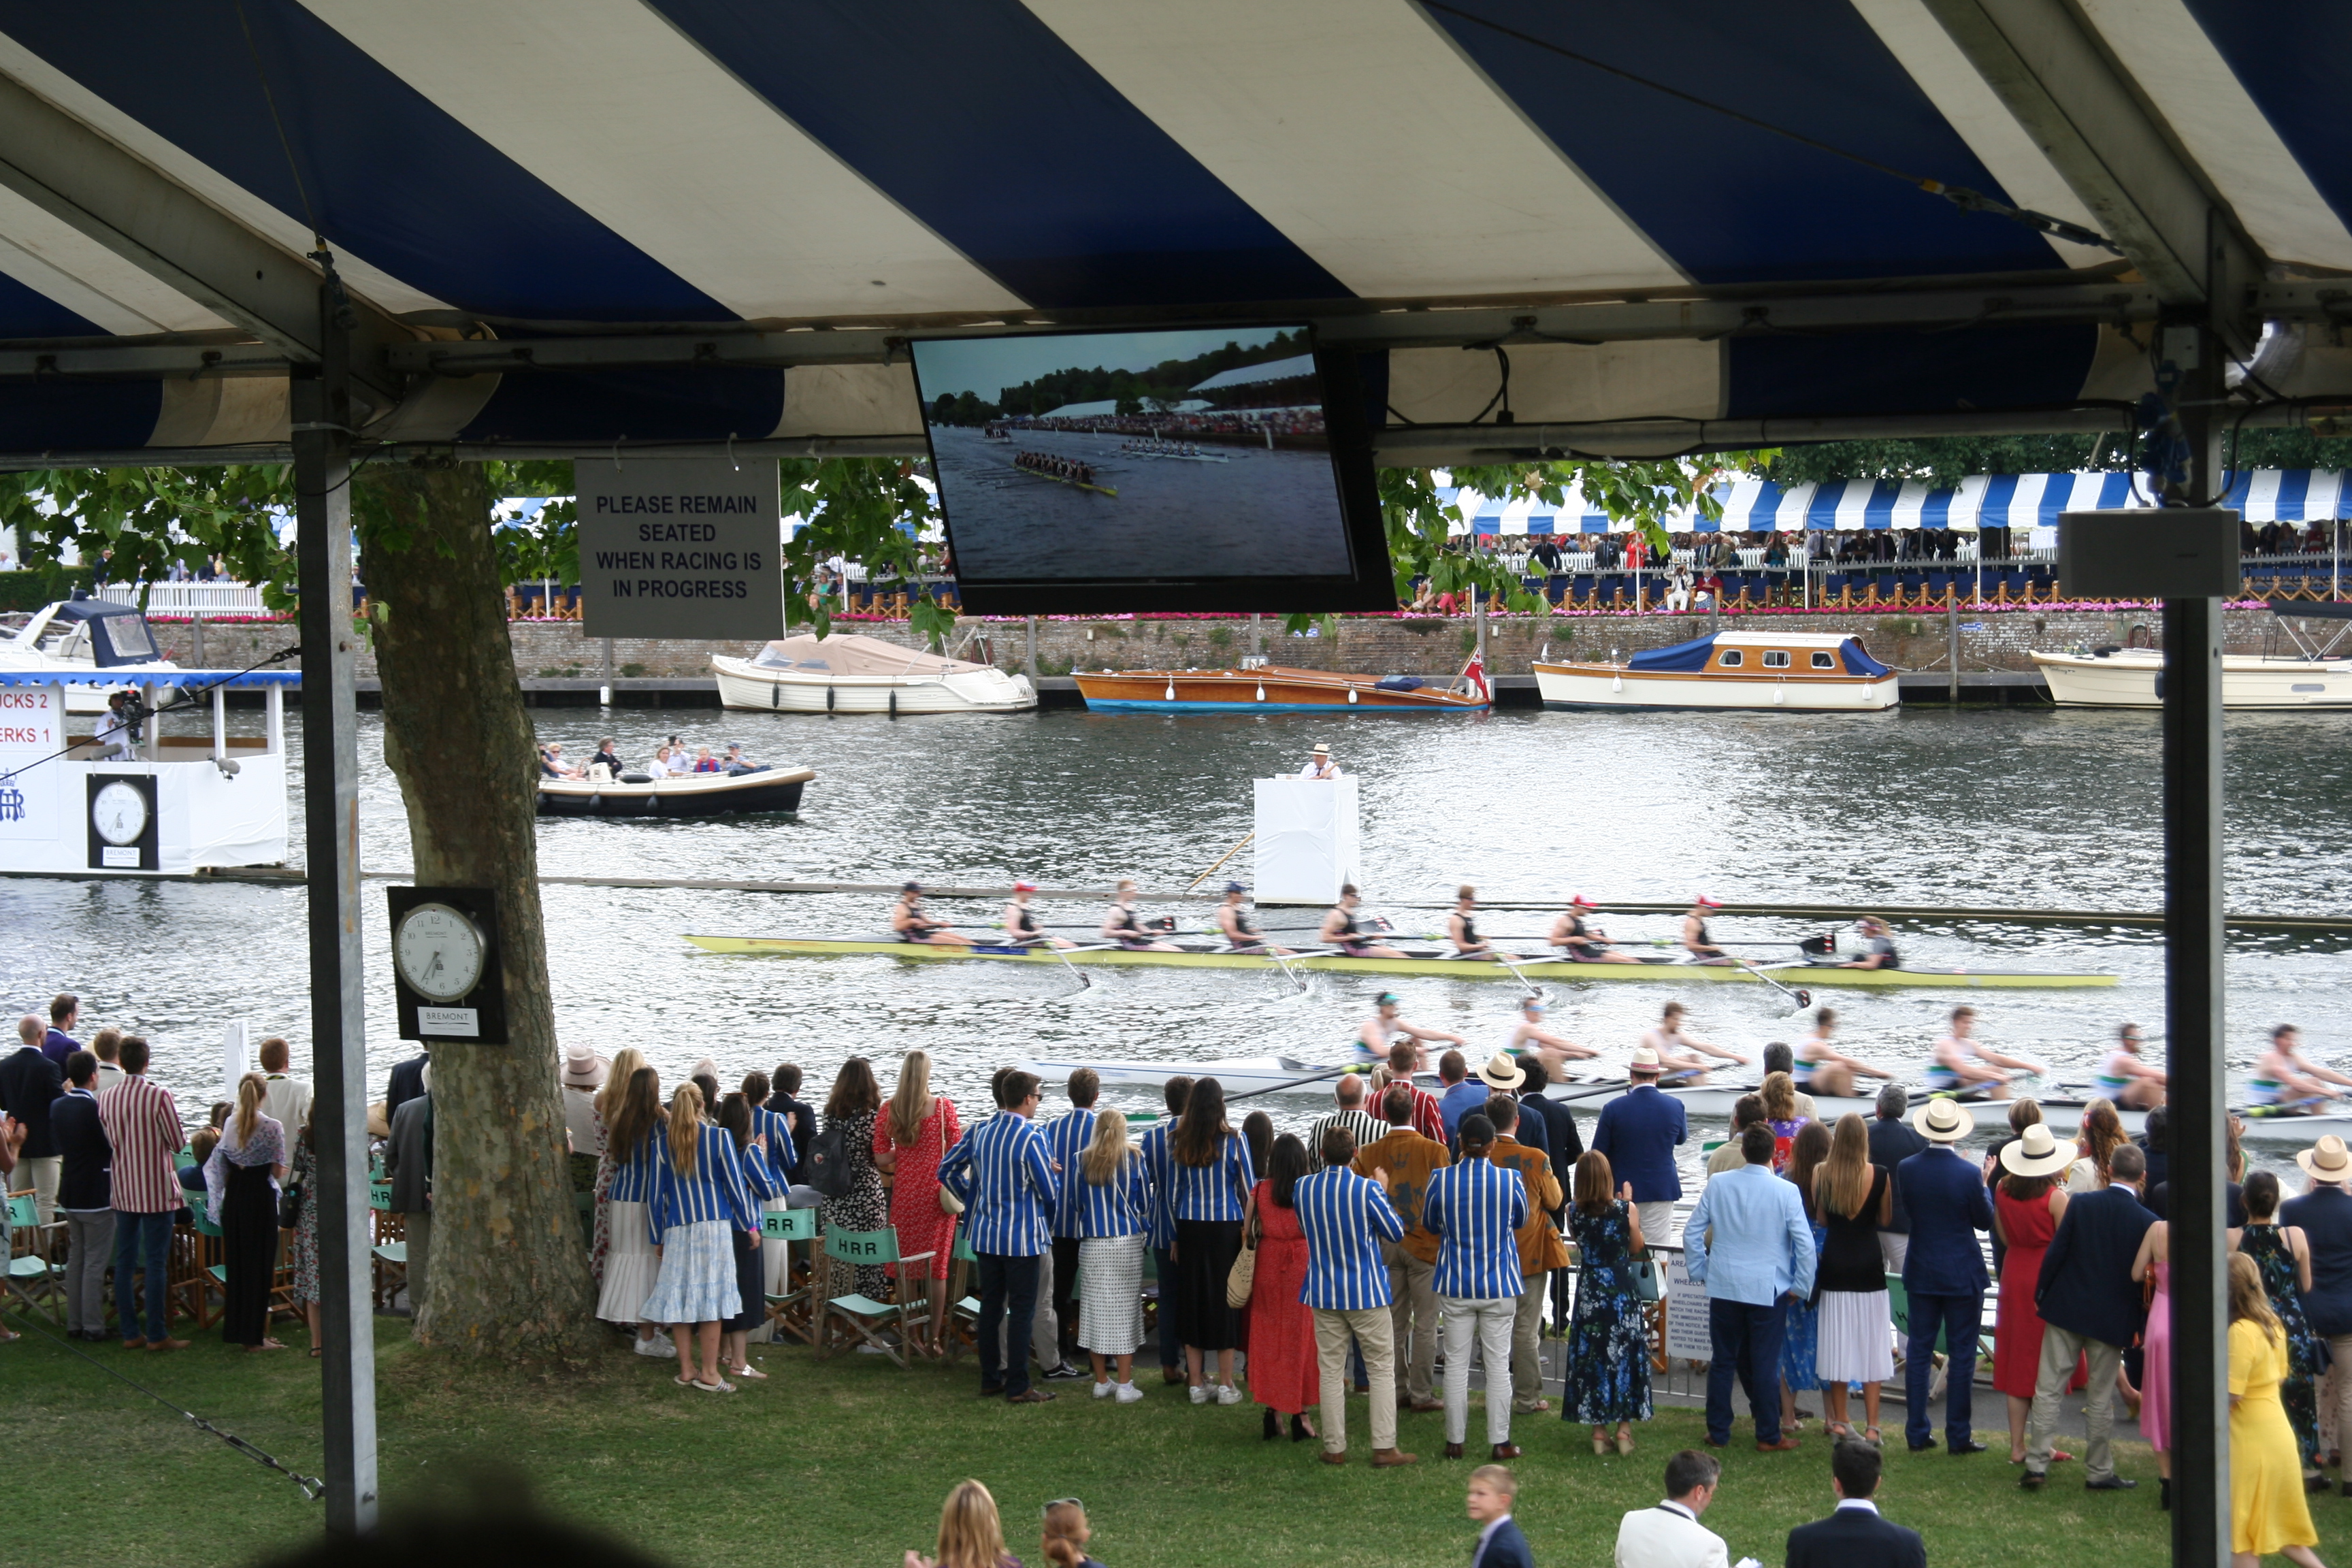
[640,1219,742,1326]
[1077,1233,1145,1356]
[595,1199,660,1325]
[1814,1289,1896,1384]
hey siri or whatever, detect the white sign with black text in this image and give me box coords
[576,456,783,640]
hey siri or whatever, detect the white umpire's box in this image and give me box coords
[1252,776,1359,904]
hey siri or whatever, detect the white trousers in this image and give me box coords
[1441,1294,1517,1447]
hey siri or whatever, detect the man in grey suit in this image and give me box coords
[385,1064,434,1318]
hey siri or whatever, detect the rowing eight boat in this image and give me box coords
[678,934,2117,990]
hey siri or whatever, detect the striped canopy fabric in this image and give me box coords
[0,1,2345,459]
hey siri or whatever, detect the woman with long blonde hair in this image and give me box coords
[589,1047,649,1291]
[639,1080,760,1392]
[1074,1108,1152,1398]
[1810,1113,1895,1441]
[2068,1098,2129,1192]
[2227,1252,2326,1567]
[872,1051,962,1358]
[595,1066,673,1356]
[904,1479,1015,1568]
[203,1071,289,1351]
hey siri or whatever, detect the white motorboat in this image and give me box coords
[0,600,182,714]
[712,633,1035,715]
[1534,631,1899,711]
[2032,605,2352,708]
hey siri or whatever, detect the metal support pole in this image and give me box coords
[293,307,379,1535]
[1473,580,1488,666]
[2166,324,2227,1567]
[1024,615,1039,679]
[1947,593,1959,704]
[600,636,613,706]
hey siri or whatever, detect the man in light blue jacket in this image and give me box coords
[1685,1122,1817,1451]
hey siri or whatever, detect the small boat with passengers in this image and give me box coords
[536,765,813,817]
[1073,661,1491,713]
[1535,631,1899,711]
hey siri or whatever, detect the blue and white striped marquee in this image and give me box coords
[0,2,2343,463]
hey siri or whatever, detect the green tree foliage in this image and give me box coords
[1763,428,2352,486]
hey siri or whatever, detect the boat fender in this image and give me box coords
[888,689,898,718]
[1611,675,1622,693]
[1256,685,1265,702]
[1347,687,1358,704]
[1164,682,1175,701]
[1773,685,1784,704]
[826,683,835,713]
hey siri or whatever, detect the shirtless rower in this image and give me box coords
[1549,894,1639,963]
[1100,878,1179,953]
[1213,882,1292,955]
[1354,992,1466,1066]
[1924,1006,2044,1101]
[2251,1024,2352,1113]
[1002,881,1071,950]
[1498,996,1596,1075]
[1835,916,1901,970]
[1640,1000,1750,1082]
[2095,1021,2166,1110]
[1446,885,1501,961]
[1680,896,1733,964]
[1790,1006,1892,1099]
[1320,883,1405,960]
[891,881,975,947]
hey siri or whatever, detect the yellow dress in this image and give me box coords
[2231,1316,2319,1556]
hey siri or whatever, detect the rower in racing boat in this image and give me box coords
[1213,882,1292,954]
[1548,895,1639,964]
[891,882,976,947]
[1100,878,1179,952]
[1833,915,1901,970]
[1002,881,1072,950]
[1790,1005,1893,1099]
[1639,1000,1750,1082]
[1680,895,1733,964]
[1354,992,1467,1066]
[1922,1005,2043,1101]
[2249,1024,2352,1113]
[2095,1022,2167,1109]
[1320,883,1406,960]
[1497,996,1595,1075]
[1445,885,1501,960]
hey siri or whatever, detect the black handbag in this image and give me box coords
[277,1183,303,1229]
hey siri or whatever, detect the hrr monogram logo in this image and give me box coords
[0,775,22,823]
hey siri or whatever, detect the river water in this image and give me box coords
[2,702,2345,1188]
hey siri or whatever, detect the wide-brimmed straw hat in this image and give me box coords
[1912,1098,1976,1142]
[1999,1122,2073,1177]
[561,1045,608,1089]
[1476,1053,1526,1092]
[1629,1046,1663,1073]
[2298,1135,2352,1182]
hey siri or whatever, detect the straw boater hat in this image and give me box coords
[1912,1098,1976,1142]
[2298,1134,2352,1183]
[1477,1053,1526,1092]
[561,1045,608,1090]
[1312,743,1330,755]
[1999,1123,2074,1177]
[1629,1045,1663,1075]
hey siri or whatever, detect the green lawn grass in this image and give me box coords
[2,1313,2189,1567]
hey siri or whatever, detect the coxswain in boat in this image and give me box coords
[1297,742,1339,779]
[1833,915,1901,970]
[1497,996,1595,1073]
[892,882,975,947]
[1680,895,1732,964]
[1002,881,1071,950]
[1354,991,1467,1066]
[1320,883,1404,959]
[1446,885,1501,960]
[1639,1000,1750,1082]
[1100,878,1179,952]
[2249,1024,2352,1113]
[1923,1005,2043,1100]
[1790,1005,1892,1098]
[1213,882,1291,954]
[1548,895,1639,963]
[2095,1022,2167,1109]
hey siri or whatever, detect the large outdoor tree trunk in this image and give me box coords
[359,459,595,1356]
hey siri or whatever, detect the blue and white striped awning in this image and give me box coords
[1710,470,2351,530]
[0,4,2345,456]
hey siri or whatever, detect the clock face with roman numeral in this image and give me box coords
[91,779,148,845]
[393,901,487,1002]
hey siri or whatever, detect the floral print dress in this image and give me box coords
[824,1107,891,1299]
[1563,1200,1654,1424]
[287,1137,321,1305]
[2242,1223,2330,1467]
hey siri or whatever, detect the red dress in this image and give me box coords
[1994,1188,2061,1398]
[1245,1181,1318,1416]
[875,1096,961,1282]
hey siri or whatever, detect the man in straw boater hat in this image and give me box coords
[1592,1047,1688,1247]
[2019,1132,2154,1492]
[2282,1133,2352,1493]
[1895,1098,1995,1456]
[1297,741,1340,779]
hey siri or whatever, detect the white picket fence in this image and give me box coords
[96,581,270,615]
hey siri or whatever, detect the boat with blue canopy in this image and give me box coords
[1534,631,1899,711]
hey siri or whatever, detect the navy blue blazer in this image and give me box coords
[1867,1115,1927,1232]
[2035,1182,2155,1347]
[1785,1505,1925,1568]
[0,1046,65,1159]
[1896,1145,1993,1296]
[1591,1085,1686,1203]
[48,1089,111,1210]
[2284,1185,2352,1339]
[1472,1516,1534,1568]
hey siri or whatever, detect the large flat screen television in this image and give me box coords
[907,324,1392,615]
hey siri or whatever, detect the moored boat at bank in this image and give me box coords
[1535,631,1899,710]
[1073,664,1490,713]
[0,600,182,714]
[713,634,1035,714]
[536,766,813,817]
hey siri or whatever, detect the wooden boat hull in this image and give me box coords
[712,656,1036,713]
[677,934,2114,989]
[536,767,812,817]
[1534,659,1899,711]
[2031,649,2352,708]
[1073,666,1488,713]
